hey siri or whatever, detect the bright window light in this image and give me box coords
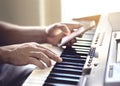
[61,0,120,21]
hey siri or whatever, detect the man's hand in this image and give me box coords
[46,22,82,46]
[0,42,62,69]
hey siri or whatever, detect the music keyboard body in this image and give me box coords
[82,14,112,86]
[23,12,120,86]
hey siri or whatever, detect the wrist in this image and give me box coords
[40,27,48,43]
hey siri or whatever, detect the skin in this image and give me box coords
[0,21,82,69]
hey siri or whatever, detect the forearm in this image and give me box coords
[9,26,48,44]
[0,21,48,46]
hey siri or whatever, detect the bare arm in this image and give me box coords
[0,21,47,46]
[0,21,82,46]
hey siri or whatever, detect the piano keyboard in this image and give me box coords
[23,13,120,86]
[43,31,95,86]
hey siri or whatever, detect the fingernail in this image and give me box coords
[58,57,63,63]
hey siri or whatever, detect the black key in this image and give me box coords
[49,73,81,79]
[44,82,75,86]
[61,54,87,59]
[61,57,86,63]
[45,76,79,85]
[52,67,82,75]
[58,61,84,67]
[55,64,83,70]
[62,49,77,55]
[50,73,81,79]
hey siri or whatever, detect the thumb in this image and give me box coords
[59,24,71,35]
[57,31,68,43]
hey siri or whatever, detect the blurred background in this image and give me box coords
[0,0,120,26]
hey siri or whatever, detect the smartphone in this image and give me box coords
[58,21,96,47]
